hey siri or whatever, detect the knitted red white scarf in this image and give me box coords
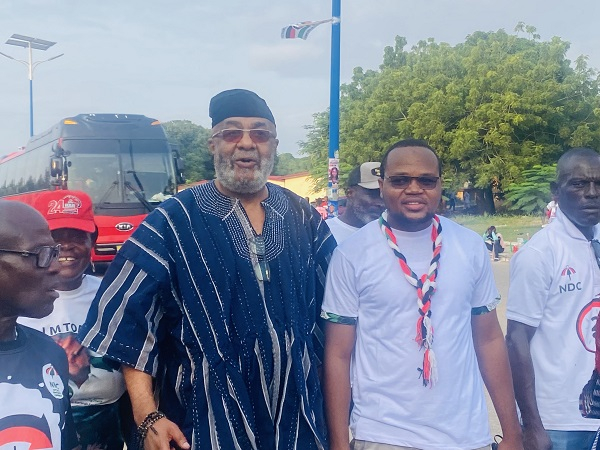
[379,211,442,387]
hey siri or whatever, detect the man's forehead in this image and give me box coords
[355,185,380,195]
[0,201,52,247]
[216,117,274,129]
[387,147,439,172]
[560,157,600,178]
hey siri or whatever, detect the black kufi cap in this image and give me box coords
[209,89,275,127]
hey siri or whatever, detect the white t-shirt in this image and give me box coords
[19,275,126,407]
[507,207,600,431]
[546,200,558,223]
[322,217,499,450]
[326,216,359,244]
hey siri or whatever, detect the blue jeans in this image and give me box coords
[545,430,597,450]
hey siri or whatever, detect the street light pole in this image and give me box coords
[0,34,63,136]
[327,0,341,217]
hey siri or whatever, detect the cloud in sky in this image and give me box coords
[0,0,599,156]
[249,41,327,78]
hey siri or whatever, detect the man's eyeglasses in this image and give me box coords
[0,244,61,268]
[211,129,275,144]
[248,236,270,282]
[591,240,600,269]
[384,175,440,190]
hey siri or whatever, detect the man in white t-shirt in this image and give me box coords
[545,197,558,224]
[506,147,600,450]
[327,162,385,243]
[322,139,523,450]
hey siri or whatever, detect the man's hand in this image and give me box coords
[122,366,190,450]
[497,434,525,450]
[329,441,351,450]
[521,426,552,450]
[142,417,190,450]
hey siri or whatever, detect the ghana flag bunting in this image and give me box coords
[281,19,334,40]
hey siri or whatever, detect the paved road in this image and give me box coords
[486,259,511,438]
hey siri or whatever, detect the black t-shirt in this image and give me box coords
[0,324,77,449]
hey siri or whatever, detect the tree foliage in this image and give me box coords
[272,153,311,175]
[162,120,214,183]
[503,164,556,214]
[300,26,600,208]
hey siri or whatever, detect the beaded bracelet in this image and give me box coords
[137,410,166,447]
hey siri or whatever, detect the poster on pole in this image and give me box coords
[327,156,339,218]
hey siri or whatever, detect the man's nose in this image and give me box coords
[586,182,600,197]
[236,130,256,148]
[57,241,73,250]
[404,178,424,192]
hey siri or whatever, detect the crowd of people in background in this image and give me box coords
[2,89,600,450]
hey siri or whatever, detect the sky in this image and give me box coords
[1,0,599,157]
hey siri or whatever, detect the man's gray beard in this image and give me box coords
[354,209,381,227]
[214,151,275,195]
[352,202,383,226]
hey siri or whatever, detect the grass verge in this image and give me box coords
[447,213,545,243]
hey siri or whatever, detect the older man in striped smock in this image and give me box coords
[80,89,335,450]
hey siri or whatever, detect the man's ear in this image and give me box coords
[208,138,216,155]
[91,227,99,245]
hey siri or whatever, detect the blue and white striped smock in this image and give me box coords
[80,181,335,449]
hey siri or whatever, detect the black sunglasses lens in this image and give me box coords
[388,176,438,189]
[37,247,53,268]
[418,177,439,189]
[389,176,410,188]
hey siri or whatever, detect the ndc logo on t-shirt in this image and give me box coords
[559,265,582,293]
[0,414,53,449]
[42,364,64,399]
[576,297,600,353]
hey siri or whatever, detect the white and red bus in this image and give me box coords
[0,113,183,265]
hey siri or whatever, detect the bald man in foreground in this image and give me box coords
[0,200,77,449]
[507,148,600,450]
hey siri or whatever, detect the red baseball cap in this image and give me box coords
[32,190,96,233]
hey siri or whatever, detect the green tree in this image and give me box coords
[503,164,556,214]
[300,26,600,212]
[272,153,311,175]
[301,111,330,190]
[162,120,213,183]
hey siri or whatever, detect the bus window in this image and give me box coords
[68,153,121,204]
[122,139,176,204]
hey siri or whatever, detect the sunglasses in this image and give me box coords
[248,236,270,282]
[211,129,275,144]
[591,240,600,269]
[0,244,61,268]
[385,175,440,190]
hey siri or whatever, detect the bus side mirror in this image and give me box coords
[50,157,63,177]
[174,155,185,185]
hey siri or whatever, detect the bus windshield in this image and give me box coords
[63,139,176,207]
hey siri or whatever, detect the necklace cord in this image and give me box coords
[379,211,442,387]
